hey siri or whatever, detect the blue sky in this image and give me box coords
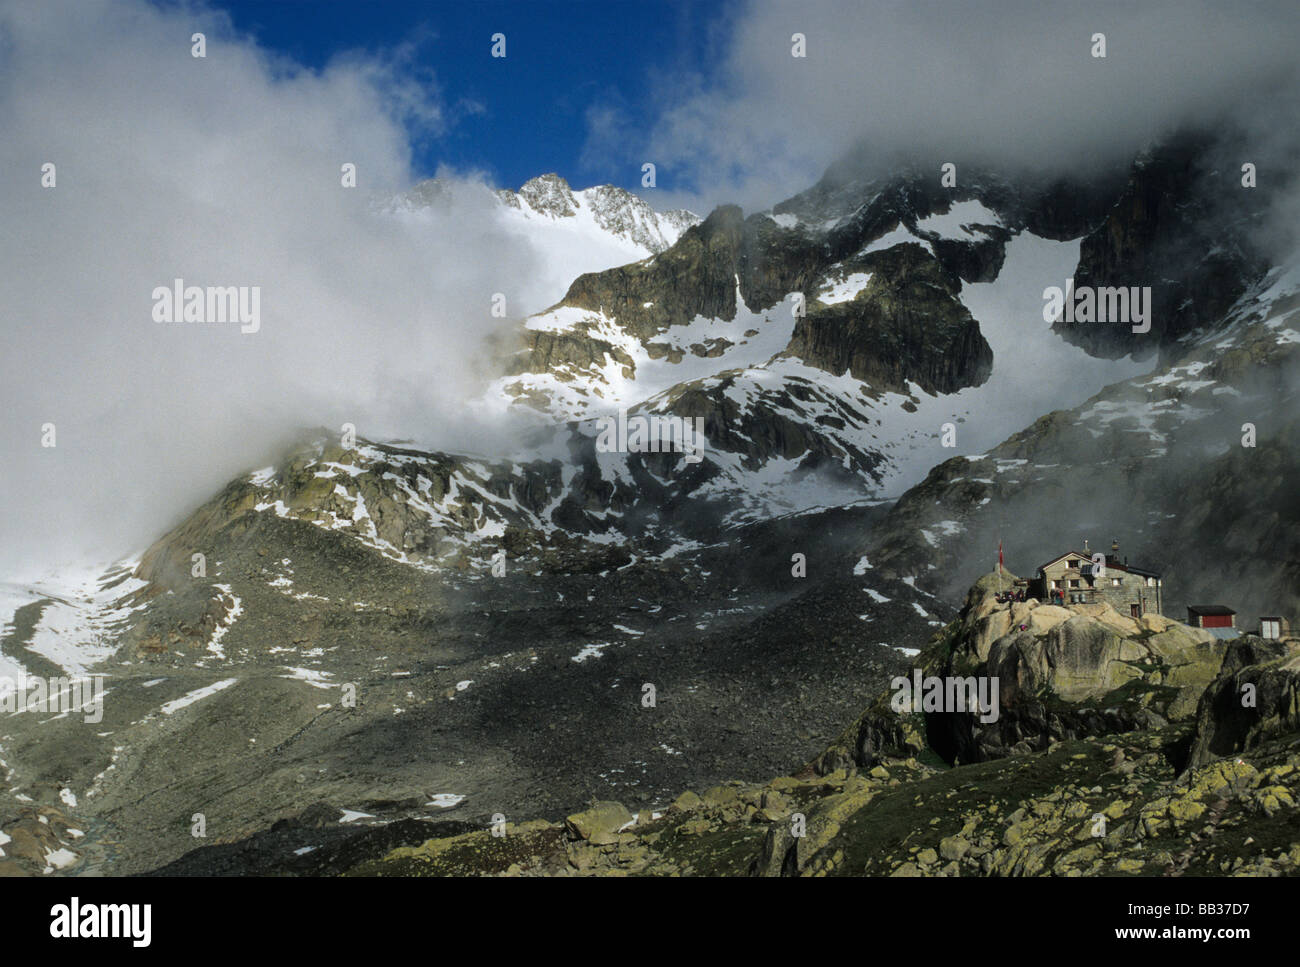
[214,0,734,193]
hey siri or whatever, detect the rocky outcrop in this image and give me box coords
[131,432,657,600]
[505,327,634,382]
[836,572,1229,768]
[513,179,1000,397]
[655,378,885,482]
[0,804,87,877]
[814,690,926,775]
[785,242,992,394]
[559,205,754,340]
[1188,638,1300,769]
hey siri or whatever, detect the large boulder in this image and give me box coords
[1044,617,1134,701]
[986,630,1051,704]
[1027,604,1072,636]
[971,608,1014,662]
[565,802,634,844]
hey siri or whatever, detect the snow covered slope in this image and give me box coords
[479,175,1150,521]
[0,560,149,687]
[496,173,698,258]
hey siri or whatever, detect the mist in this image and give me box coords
[0,0,572,576]
[610,0,1300,216]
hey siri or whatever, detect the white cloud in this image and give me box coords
[604,0,1300,214]
[0,0,560,574]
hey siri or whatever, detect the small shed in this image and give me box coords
[1259,616,1289,640]
[1187,605,1236,629]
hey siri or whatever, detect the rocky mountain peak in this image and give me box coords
[581,183,699,254]
[490,173,700,255]
[512,172,579,217]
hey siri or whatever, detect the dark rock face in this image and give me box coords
[779,156,1121,250]
[815,695,925,773]
[660,376,885,482]
[506,328,632,381]
[929,232,1009,284]
[561,205,754,339]
[1016,174,1128,242]
[1054,131,1272,360]
[786,243,993,394]
[512,174,1014,398]
[1188,638,1300,769]
[933,699,1169,766]
[735,210,831,311]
